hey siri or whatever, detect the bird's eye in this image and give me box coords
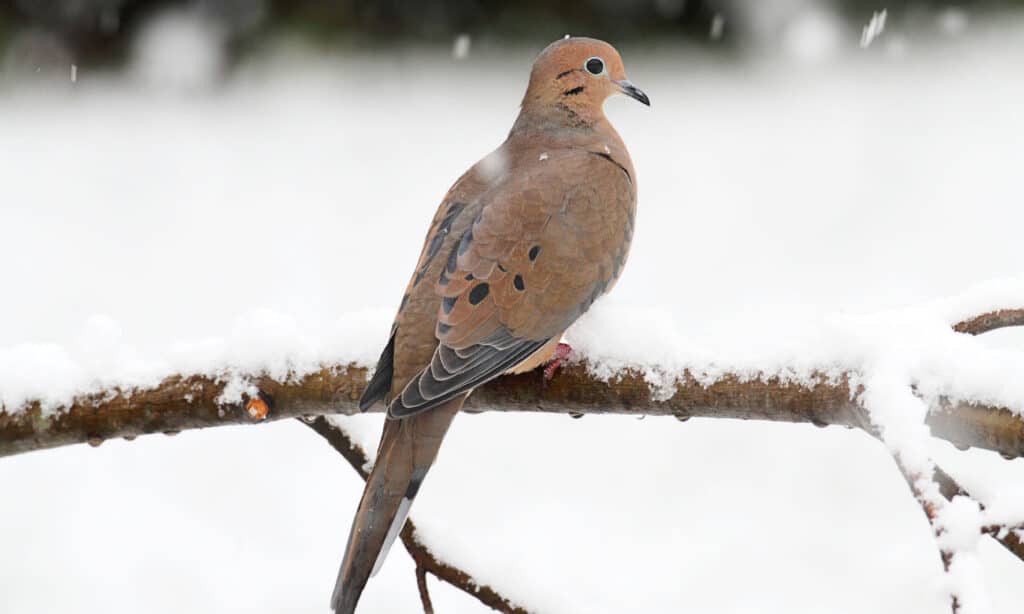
[584,57,605,76]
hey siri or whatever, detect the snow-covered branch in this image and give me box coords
[4,298,1024,610]
[0,360,1021,460]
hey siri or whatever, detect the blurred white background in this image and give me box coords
[3,4,1024,613]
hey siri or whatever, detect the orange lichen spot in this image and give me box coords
[247,397,269,421]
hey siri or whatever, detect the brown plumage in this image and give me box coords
[332,36,648,613]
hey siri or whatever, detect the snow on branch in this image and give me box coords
[3,289,1024,611]
[1,359,1023,460]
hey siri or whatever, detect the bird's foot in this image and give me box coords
[543,342,574,381]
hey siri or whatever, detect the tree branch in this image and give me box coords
[2,305,1023,612]
[303,416,527,614]
[933,465,1024,563]
[415,565,434,614]
[891,456,960,613]
[3,362,1024,460]
[953,308,1024,335]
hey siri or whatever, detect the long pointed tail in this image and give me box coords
[331,396,463,614]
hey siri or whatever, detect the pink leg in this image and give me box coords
[543,342,574,381]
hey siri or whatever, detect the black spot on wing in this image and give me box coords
[457,228,473,255]
[425,230,445,263]
[442,295,457,314]
[468,283,489,305]
[439,246,459,285]
[528,245,541,261]
[513,275,525,291]
[413,202,465,288]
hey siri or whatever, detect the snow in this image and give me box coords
[940,9,970,36]
[710,14,726,41]
[782,9,843,62]
[4,21,1024,614]
[861,10,887,48]
[453,34,472,60]
[131,9,225,93]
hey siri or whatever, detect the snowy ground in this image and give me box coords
[3,20,1024,614]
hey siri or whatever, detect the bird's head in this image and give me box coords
[520,36,649,125]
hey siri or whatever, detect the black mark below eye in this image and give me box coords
[468,283,490,305]
[563,86,585,96]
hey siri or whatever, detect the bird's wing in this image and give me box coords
[390,149,634,417]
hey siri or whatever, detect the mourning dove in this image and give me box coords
[332,36,648,613]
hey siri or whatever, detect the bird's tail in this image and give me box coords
[331,396,464,614]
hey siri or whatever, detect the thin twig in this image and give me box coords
[890,455,959,613]
[953,308,1024,336]
[933,465,1024,562]
[415,565,435,614]
[303,416,528,614]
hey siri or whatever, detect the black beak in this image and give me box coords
[614,80,650,107]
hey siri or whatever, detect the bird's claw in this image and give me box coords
[543,342,574,381]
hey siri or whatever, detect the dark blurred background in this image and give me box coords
[0,0,1010,71]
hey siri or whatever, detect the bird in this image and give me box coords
[331,36,649,613]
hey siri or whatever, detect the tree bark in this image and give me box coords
[3,305,1024,458]
[1,361,1023,459]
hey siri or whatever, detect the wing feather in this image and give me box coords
[391,328,548,417]
[388,149,635,418]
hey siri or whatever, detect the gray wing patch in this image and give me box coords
[388,327,548,418]
[359,326,396,411]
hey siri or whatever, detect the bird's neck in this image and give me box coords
[509,98,611,137]
[511,105,626,155]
